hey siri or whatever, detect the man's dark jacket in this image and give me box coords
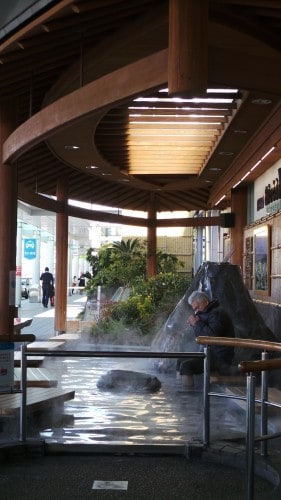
[192,299,234,363]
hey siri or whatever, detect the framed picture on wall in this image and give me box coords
[254,225,271,295]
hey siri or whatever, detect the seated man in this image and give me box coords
[177,291,235,387]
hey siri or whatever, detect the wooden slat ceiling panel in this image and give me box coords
[1,0,281,212]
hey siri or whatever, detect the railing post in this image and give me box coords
[260,350,268,457]
[246,372,255,500]
[203,345,210,445]
[20,344,27,442]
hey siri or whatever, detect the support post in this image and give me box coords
[230,187,247,267]
[55,177,69,334]
[246,373,255,500]
[20,344,27,442]
[203,345,210,445]
[147,195,157,278]
[168,0,208,96]
[0,100,19,339]
[260,351,268,457]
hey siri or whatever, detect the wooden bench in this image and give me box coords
[48,333,81,342]
[210,371,246,386]
[0,387,75,416]
[13,367,58,388]
[14,352,45,367]
[26,340,65,351]
[223,386,281,413]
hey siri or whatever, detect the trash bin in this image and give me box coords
[29,284,41,303]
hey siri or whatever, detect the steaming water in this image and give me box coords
[40,352,246,445]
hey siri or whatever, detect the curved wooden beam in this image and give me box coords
[4,42,281,167]
[3,50,168,164]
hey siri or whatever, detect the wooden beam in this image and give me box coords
[0,1,74,53]
[168,0,208,96]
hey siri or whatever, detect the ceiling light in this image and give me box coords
[215,194,226,206]
[101,173,112,176]
[218,151,234,156]
[209,167,222,171]
[86,165,98,170]
[240,171,251,181]
[159,87,238,94]
[250,160,261,172]
[232,180,241,189]
[64,145,80,150]
[251,98,272,105]
[261,146,275,160]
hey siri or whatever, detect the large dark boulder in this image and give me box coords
[97,369,161,392]
[152,261,276,372]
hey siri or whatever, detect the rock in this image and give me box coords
[97,369,161,392]
[151,261,276,372]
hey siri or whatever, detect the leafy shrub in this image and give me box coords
[95,272,191,336]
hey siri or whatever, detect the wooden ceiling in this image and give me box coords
[1,0,281,215]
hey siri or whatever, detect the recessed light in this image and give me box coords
[209,167,222,171]
[86,165,98,170]
[119,179,130,182]
[218,151,234,156]
[204,180,212,183]
[64,145,80,150]
[101,173,112,176]
[251,98,272,105]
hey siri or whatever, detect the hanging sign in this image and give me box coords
[24,238,36,259]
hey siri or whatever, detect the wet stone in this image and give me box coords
[97,369,161,392]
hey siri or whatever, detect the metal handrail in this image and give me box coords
[197,336,281,500]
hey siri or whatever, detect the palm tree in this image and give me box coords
[112,238,144,260]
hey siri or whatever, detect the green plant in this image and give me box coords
[97,272,191,336]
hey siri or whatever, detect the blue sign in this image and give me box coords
[24,238,36,260]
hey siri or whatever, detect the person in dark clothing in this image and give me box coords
[177,291,235,387]
[40,267,54,308]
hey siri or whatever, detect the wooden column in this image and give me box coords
[168,0,208,96]
[230,187,248,268]
[55,177,69,334]
[147,196,157,278]
[0,100,18,340]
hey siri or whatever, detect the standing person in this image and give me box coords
[49,283,55,307]
[78,273,85,294]
[71,276,77,295]
[177,291,235,388]
[40,267,54,308]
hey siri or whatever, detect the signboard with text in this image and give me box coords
[24,238,36,259]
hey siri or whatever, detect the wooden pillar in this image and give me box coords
[147,197,157,278]
[168,0,208,96]
[0,100,18,340]
[230,187,247,268]
[55,177,68,334]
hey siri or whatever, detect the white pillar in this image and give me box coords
[47,236,55,275]
[32,231,41,285]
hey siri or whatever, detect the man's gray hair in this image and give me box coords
[188,291,210,305]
